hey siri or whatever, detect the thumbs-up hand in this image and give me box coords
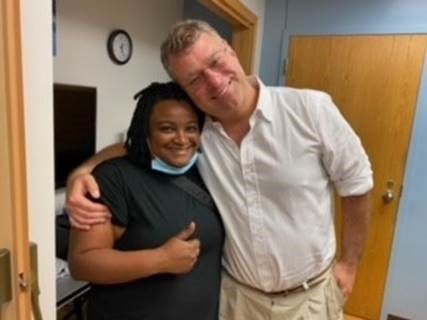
[159,222,201,274]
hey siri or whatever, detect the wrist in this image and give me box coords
[154,246,170,274]
[67,164,92,185]
[338,257,359,270]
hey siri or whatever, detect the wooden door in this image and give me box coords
[287,35,427,320]
[0,1,32,319]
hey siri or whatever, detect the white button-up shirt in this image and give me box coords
[197,78,373,292]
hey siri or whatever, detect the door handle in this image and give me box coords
[30,243,42,320]
[382,180,395,204]
[0,245,43,320]
[382,190,394,203]
[0,248,12,320]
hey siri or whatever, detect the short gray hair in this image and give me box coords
[161,19,222,78]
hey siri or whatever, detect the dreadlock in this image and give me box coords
[125,81,204,168]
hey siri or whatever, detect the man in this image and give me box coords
[67,20,373,319]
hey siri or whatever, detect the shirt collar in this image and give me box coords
[250,76,273,123]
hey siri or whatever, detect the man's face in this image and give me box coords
[168,33,250,122]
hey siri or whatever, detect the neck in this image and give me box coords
[221,79,258,145]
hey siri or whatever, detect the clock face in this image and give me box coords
[108,30,133,65]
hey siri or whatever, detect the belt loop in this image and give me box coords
[302,281,309,290]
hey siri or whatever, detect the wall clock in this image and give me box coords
[107,29,133,65]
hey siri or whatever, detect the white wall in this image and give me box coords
[240,0,265,75]
[21,0,55,319]
[54,0,184,150]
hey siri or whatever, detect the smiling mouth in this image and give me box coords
[170,147,194,155]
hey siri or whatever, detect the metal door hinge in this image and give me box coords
[30,243,42,320]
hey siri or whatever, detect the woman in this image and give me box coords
[68,82,224,320]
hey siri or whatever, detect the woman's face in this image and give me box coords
[149,99,201,168]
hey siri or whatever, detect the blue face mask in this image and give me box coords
[151,152,199,175]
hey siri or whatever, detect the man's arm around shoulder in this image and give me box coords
[66,143,127,230]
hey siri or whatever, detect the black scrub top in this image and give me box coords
[86,157,224,320]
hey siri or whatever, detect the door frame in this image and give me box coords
[0,0,31,318]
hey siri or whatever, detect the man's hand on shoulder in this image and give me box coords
[65,143,126,230]
[66,173,111,230]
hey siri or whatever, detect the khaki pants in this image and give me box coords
[219,268,345,320]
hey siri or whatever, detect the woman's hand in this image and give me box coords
[159,222,201,274]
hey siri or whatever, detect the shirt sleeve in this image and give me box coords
[92,161,129,227]
[314,93,374,196]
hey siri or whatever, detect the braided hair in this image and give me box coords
[125,81,204,168]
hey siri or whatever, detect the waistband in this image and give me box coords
[223,262,333,298]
